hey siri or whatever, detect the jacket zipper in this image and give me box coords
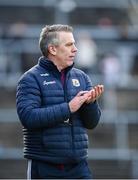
[63,73,75,154]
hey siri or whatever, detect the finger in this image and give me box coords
[96,85,102,97]
[101,85,104,92]
[92,89,97,99]
[98,85,104,95]
[95,86,100,98]
[90,86,99,100]
[95,85,104,96]
[99,84,104,92]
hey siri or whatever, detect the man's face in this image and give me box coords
[54,32,77,70]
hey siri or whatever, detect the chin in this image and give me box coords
[68,61,73,66]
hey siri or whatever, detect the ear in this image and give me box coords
[48,45,57,56]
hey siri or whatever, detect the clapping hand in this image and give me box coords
[69,85,104,113]
[85,84,104,104]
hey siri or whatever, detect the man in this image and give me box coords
[16,24,104,179]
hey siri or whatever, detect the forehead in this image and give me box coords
[58,31,75,43]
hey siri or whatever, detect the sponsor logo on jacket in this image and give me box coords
[40,73,49,76]
[43,80,56,85]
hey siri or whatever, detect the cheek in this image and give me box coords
[61,52,69,61]
[59,50,67,57]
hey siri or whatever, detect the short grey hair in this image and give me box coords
[39,24,73,57]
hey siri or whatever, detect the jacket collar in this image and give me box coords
[38,56,74,74]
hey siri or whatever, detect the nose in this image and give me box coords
[72,44,78,52]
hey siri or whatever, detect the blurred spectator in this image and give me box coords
[97,16,113,28]
[100,53,121,88]
[5,21,28,75]
[119,20,129,41]
[75,31,97,75]
[132,54,138,75]
[116,44,134,86]
[8,21,27,39]
[0,52,7,80]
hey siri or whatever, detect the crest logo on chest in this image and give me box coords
[72,79,80,87]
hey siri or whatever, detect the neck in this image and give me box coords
[47,54,64,72]
[52,61,63,72]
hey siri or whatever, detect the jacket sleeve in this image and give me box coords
[80,101,101,129]
[16,73,71,130]
[79,73,101,129]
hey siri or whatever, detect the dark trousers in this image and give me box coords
[27,159,92,179]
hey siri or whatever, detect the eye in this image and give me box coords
[66,43,72,46]
[66,42,75,47]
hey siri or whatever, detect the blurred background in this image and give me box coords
[0,0,138,178]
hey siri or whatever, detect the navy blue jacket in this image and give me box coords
[16,56,101,164]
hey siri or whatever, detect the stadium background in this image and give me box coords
[0,0,138,178]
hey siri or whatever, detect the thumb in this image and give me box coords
[76,91,88,97]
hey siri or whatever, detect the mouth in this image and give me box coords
[69,56,75,60]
